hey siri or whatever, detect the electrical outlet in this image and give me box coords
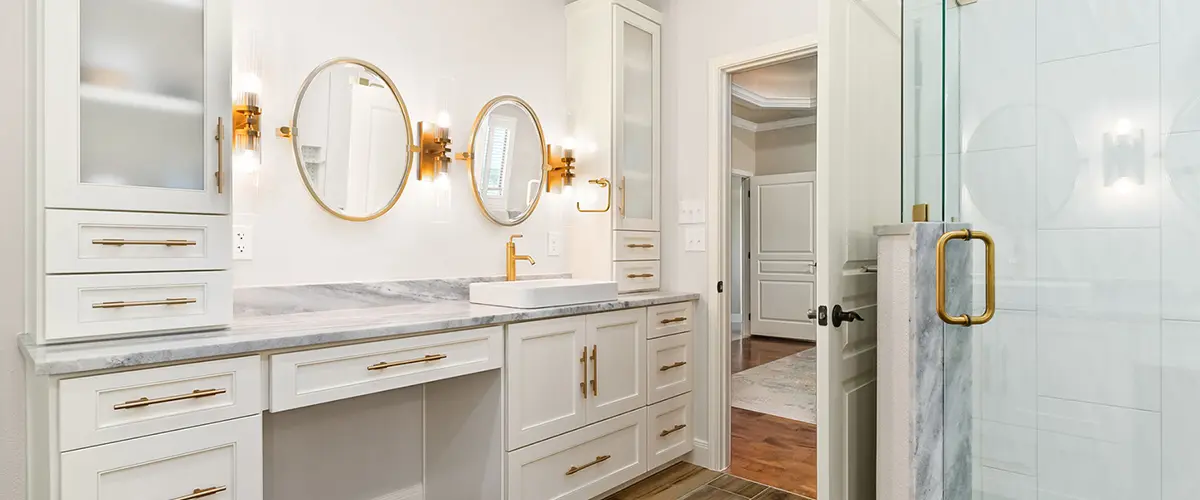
[685,227,705,252]
[233,225,253,260]
[547,232,563,256]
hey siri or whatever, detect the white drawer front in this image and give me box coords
[270,326,503,411]
[45,209,231,274]
[647,301,694,339]
[44,271,233,343]
[508,408,646,500]
[613,261,661,293]
[59,356,262,452]
[646,332,693,404]
[613,231,661,261]
[646,393,693,470]
[60,415,263,500]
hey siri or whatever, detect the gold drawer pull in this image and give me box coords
[659,424,687,437]
[92,239,197,247]
[172,486,227,500]
[93,298,197,309]
[659,361,687,371]
[626,273,654,279]
[114,388,227,410]
[659,317,687,325]
[367,354,447,371]
[566,455,611,476]
[626,243,655,248]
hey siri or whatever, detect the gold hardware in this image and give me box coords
[286,58,413,222]
[580,347,588,398]
[170,486,228,500]
[659,361,687,371]
[366,354,447,371]
[590,345,598,396]
[659,317,686,324]
[626,243,654,248]
[93,298,197,309]
[936,229,996,326]
[577,178,612,213]
[619,176,626,217]
[626,273,654,279]
[506,234,537,281]
[566,455,611,476]
[411,120,453,182]
[113,388,226,410]
[659,424,687,437]
[461,96,548,226]
[912,203,930,222]
[233,104,262,154]
[91,239,197,247]
[546,144,577,193]
[214,117,225,194]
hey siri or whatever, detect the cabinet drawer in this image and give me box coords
[45,209,231,274]
[613,261,660,293]
[269,326,503,411]
[646,301,694,338]
[613,231,660,261]
[61,415,262,500]
[646,393,693,470]
[59,356,261,452]
[646,332,692,404]
[508,408,646,500]
[44,271,233,343]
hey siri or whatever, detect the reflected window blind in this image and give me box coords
[485,126,511,197]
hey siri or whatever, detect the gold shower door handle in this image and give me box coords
[936,229,995,326]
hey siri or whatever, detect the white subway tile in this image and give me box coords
[1036,0,1159,63]
[1037,397,1161,500]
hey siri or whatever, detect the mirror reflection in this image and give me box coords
[468,97,546,226]
[290,59,412,221]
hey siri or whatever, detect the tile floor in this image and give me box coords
[605,462,813,500]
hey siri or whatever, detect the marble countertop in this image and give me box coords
[20,286,699,376]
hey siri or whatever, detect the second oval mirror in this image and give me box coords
[464,96,547,226]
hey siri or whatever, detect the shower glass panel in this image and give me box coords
[901,0,958,222]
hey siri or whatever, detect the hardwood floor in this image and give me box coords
[605,462,811,500]
[729,335,818,498]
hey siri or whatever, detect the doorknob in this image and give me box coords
[831,304,864,328]
[806,309,817,320]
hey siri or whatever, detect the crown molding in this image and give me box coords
[731,83,817,109]
[731,115,816,133]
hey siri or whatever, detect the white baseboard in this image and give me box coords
[689,438,714,469]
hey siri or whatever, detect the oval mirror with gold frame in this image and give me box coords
[284,58,414,221]
[461,96,547,226]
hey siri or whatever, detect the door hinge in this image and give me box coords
[717,281,724,293]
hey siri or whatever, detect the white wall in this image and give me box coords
[232,0,573,287]
[0,0,25,494]
[755,124,816,174]
[732,126,756,175]
[659,0,818,448]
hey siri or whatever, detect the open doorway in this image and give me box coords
[726,55,819,499]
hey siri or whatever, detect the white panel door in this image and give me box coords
[507,317,589,450]
[817,0,899,498]
[750,172,817,341]
[612,6,661,231]
[585,309,647,423]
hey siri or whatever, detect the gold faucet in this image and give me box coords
[506,234,536,281]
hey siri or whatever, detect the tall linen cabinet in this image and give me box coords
[566,0,663,293]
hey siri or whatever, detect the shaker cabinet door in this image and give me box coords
[507,316,590,450]
[584,308,647,423]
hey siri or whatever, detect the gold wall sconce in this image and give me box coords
[545,144,577,193]
[415,118,453,182]
[577,178,611,213]
[233,100,262,155]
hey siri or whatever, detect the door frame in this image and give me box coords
[702,36,819,472]
[730,172,749,330]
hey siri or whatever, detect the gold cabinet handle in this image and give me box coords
[367,354,447,371]
[577,178,612,213]
[659,361,687,371]
[659,317,686,324]
[589,345,598,396]
[626,243,655,249]
[92,239,197,247]
[566,455,611,476]
[215,117,225,194]
[659,424,687,437]
[627,273,654,279]
[619,176,626,217]
[936,229,995,326]
[579,347,588,398]
[93,298,197,309]
[113,388,227,410]
[172,486,228,500]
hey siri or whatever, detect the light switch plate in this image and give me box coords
[679,200,705,224]
[685,227,705,252]
[547,232,562,256]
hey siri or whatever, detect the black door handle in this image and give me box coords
[831,304,864,328]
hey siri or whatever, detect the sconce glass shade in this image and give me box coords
[1103,128,1146,187]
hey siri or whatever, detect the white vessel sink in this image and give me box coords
[469,279,619,309]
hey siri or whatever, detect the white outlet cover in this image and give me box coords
[232,225,253,260]
[685,227,705,252]
[547,232,563,256]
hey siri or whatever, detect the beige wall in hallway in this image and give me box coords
[756,125,816,175]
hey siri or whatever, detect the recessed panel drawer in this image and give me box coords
[59,356,262,452]
[269,326,503,411]
[646,332,692,404]
[646,301,694,339]
[613,261,660,293]
[43,271,233,343]
[613,231,661,261]
[507,408,646,500]
[646,393,693,470]
[45,209,231,274]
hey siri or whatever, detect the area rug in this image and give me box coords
[731,347,818,424]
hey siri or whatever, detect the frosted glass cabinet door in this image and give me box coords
[42,0,232,214]
[613,6,660,231]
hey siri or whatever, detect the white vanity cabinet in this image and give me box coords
[567,0,662,292]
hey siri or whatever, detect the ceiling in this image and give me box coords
[730,56,818,126]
